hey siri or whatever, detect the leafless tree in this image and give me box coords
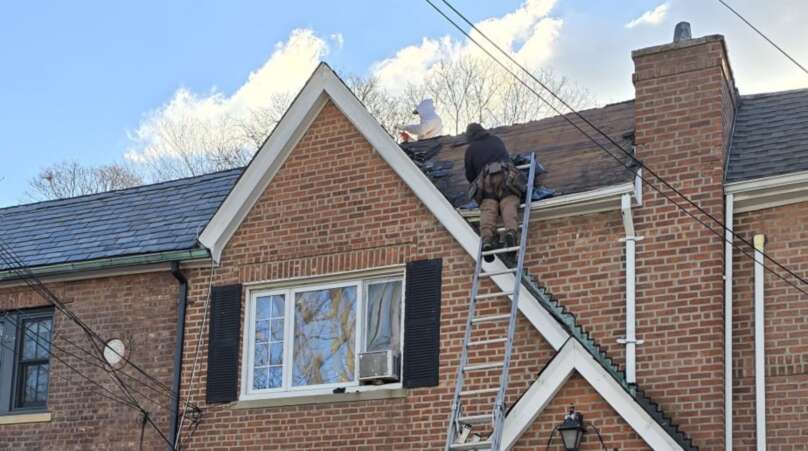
[344,75,412,135]
[26,160,143,201]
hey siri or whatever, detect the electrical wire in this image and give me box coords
[173,257,215,450]
[716,0,808,77]
[0,311,176,413]
[0,240,198,410]
[424,0,808,298]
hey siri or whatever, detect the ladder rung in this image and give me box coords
[481,246,520,256]
[461,387,500,396]
[450,441,492,450]
[472,314,510,324]
[464,362,504,372]
[516,163,531,170]
[468,337,507,347]
[475,291,513,300]
[459,414,491,425]
[479,269,516,278]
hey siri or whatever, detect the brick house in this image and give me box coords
[1,27,807,450]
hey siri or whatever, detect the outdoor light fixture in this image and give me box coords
[558,406,585,451]
[546,405,610,451]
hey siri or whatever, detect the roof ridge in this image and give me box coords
[0,167,244,214]
[740,86,808,99]
[521,272,698,450]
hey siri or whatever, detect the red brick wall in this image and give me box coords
[631,36,736,449]
[176,101,658,450]
[0,272,179,450]
[732,202,808,450]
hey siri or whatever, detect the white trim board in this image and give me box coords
[501,339,685,451]
[197,62,685,446]
[725,170,808,213]
[461,182,635,223]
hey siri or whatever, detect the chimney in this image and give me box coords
[629,23,738,449]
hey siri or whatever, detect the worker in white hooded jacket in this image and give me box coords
[398,99,443,141]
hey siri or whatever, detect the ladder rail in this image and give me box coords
[490,152,537,450]
[445,236,487,450]
[446,153,537,451]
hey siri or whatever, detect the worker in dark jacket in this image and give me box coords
[464,123,519,261]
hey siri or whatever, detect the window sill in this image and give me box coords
[0,412,52,425]
[234,386,407,409]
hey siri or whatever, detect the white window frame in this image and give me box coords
[241,272,404,401]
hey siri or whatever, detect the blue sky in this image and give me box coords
[1,0,807,207]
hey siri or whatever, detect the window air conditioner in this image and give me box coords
[359,350,400,384]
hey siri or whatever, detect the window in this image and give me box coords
[0,309,53,413]
[243,276,403,397]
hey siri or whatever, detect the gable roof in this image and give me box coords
[198,62,690,449]
[726,88,808,183]
[401,100,637,207]
[0,168,241,271]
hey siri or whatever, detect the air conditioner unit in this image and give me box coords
[359,350,400,384]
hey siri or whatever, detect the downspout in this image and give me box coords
[619,193,643,384]
[724,193,734,450]
[169,262,188,451]
[754,234,766,451]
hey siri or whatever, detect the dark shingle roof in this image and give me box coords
[401,100,637,207]
[0,168,242,271]
[726,88,808,183]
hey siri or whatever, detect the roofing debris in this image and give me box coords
[401,100,638,208]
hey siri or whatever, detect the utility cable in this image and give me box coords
[0,311,176,413]
[717,0,808,77]
[173,257,215,450]
[423,0,808,298]
[0,240,198,410]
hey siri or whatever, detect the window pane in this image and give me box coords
[21,318,51,361]
[252,295,284,391]
[365,281,402,352]
[20,363,48,406]
[293,286,357,387]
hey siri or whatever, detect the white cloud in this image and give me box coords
[125,28,329,164]
[625,3,670,29]
[371,0,563,94]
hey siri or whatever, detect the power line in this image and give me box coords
[0,240,197,410]
[173,257,214,450]
[716,0,808,77]
[423,0,808,298]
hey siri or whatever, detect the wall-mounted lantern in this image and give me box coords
[547,405,612,451]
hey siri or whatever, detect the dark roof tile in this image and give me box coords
[727,88,808,183]
[0,168,242,271]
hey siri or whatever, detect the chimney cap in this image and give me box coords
[673,22,692,43]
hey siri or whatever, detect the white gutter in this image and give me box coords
[754,234,766,451]
[725,169,808,213]
[618,193,643,384]
[724,193,733,451]
[462,182,634,222]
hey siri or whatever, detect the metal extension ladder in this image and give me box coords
[446,153,537,451]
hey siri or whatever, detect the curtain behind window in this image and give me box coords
[365,281,402,352]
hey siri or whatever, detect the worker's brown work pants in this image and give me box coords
[479,172,519,243]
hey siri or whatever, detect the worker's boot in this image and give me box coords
[482,239,495,263]
[504,230,517,248]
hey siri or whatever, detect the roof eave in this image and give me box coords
[460,181,636,222]
[725,169,808,213]
[0,248,210,285]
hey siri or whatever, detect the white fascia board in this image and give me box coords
[502,339,685,451]
[461,182,635,223]
[501,341,576,449]
[197,62,570,349]
[725,170,808,213]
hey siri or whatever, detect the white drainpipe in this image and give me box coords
[724,193,733,451]
[754,234,766,451]
[619,193,643,384]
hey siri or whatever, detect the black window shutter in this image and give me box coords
[403,259,442,388]
[206,284,242,403]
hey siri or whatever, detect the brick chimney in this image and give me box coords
[630,24,738,449]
